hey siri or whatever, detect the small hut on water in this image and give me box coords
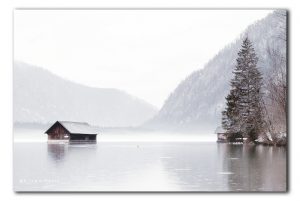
[45,121,98,142]
[215,126,228,142]
[215,126,244,143]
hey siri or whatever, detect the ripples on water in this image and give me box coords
[14,141,286,192]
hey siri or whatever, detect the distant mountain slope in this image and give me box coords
[14,62,158,127]
[147,11,286,132]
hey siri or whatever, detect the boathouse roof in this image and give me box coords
[45,121,99,135]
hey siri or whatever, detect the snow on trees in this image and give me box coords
[263,10,287,143]
[222,37,264,142]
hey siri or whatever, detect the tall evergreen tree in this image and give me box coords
[222,88,239,140]
[222,37,264,142]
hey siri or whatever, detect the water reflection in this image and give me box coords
[47,143,68,161]
[14,142,286,191]
[47,142,97,162]
[159,143,228,191]
[159,143,286,191]
[218,144,286,191]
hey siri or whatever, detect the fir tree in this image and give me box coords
[222,88,239,140]
[222,37,264,142]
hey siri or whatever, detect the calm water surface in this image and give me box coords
[14,142,286,191]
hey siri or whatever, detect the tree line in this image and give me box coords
[221,12,287,145]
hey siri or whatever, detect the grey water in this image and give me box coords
[13,141,286,192]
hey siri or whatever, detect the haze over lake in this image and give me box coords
[14,133,286,191]
[13,9,287,192]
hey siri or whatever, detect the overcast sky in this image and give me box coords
[14,9,272,108]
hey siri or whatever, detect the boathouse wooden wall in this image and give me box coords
[47,123,70,140]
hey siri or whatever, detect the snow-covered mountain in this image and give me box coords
[14,62,158,127]
[147,11,286,132]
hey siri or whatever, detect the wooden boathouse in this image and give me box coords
[45,121,98,141]
[215,126,228,142]
[215,126,243,143]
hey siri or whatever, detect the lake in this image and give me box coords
[13,140,286,192]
